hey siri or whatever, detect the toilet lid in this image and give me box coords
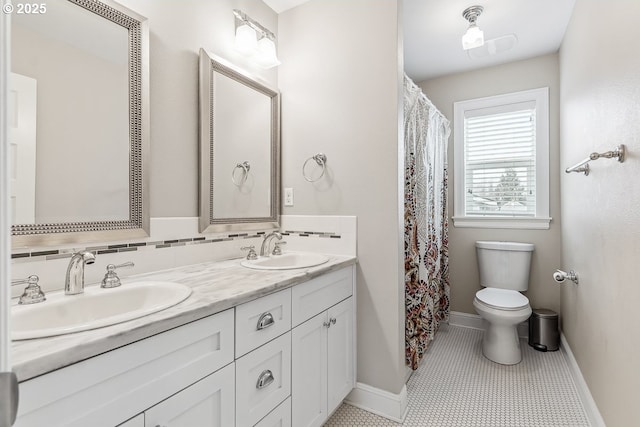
[476,288,529,310]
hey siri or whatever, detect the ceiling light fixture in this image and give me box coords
[233,9,281,69]
[461,5,484,50]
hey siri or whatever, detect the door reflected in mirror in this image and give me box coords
[11,0,130,224]
[10,0,149,247]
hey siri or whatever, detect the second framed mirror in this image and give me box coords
[198,49,280,233]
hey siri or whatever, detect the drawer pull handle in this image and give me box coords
[256,369,275,389]
[257,312,275,330]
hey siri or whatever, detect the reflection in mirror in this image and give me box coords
[10,0,149,247]
[199,49,280,233]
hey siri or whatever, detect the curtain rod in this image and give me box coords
[404,73,448,124]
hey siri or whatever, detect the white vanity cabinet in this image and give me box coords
[291,268,356,427]
[14,263,356,427]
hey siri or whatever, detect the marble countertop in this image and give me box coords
[12,254,356,382]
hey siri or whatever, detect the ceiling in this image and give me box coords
[404,0,576,82]
[263,0,576,83]
[262,0,309,14]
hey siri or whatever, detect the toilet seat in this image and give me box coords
[475,288,529,311]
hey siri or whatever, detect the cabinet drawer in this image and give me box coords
[16,309,234,427]
[144,362,235,427]
[254,396,291,427]
[236,332,291,427]
[236,288,291,357]
[292,266,353,326]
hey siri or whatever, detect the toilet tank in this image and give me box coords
[475,241,534,291]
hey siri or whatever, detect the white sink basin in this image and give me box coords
[241,252,330,270]
[11,281,192,340]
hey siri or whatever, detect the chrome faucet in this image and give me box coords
[260,231,282,256]
[65,251,96,295]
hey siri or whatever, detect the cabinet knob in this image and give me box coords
[256,369,275,389]
[256,312,275,330]
[330,317,337,325]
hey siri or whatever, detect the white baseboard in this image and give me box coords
[345,382,408,423]
[560,333,606,427]
[449,311,529,338]
[449,311,484,330]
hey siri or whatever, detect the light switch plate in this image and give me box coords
[284,188,294,206]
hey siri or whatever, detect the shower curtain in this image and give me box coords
[403,74,451,370]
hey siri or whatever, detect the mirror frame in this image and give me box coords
[11,0,150,248]
[198,49,280,233]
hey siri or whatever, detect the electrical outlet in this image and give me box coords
[284,187,294,206]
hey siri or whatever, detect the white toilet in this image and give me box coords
[473,241,534,365]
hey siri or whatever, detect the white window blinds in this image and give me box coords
[463,106,536,217]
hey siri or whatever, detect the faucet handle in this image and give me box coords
[272,241,287,256]
[241,246,258,260]
[101,262,135,288]
[14,275,46,305]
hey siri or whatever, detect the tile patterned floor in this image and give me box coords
[326,324,590,426]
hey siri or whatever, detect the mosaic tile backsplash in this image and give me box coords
[11,230,341,262]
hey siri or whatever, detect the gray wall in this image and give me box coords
[116,0,278,218]
[278,1,406,395]
[419,54,562,315]
[560,1,640,425]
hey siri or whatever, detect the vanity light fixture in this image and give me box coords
[233,9,281,69]
[235,22,258,54]
[461,5,485,50]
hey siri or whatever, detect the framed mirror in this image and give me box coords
[198,49,280,233]
[10,0,149,248]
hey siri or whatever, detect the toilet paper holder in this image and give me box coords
[553,269,579,285]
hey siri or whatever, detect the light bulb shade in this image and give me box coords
[235,24,257,54]
[462,25,484,50]
[254,37,281,69]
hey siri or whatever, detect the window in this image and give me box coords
[453,88,550,229]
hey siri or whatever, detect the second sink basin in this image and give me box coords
[241,252,329,270]
[12,281,192,340]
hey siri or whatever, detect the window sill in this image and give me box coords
[452,216,552,230]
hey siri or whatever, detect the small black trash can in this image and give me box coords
[528,309,559,352]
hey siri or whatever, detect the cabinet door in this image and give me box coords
[327,297,355,414]
[291,311,328,427]
[144,363,235,427]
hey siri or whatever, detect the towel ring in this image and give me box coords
[302,153,327,182]
[232,161,251,186]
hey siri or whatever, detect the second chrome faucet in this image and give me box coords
[260,231,282,256]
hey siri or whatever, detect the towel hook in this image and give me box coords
[302,153,327,182]
[232,161,251,186]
